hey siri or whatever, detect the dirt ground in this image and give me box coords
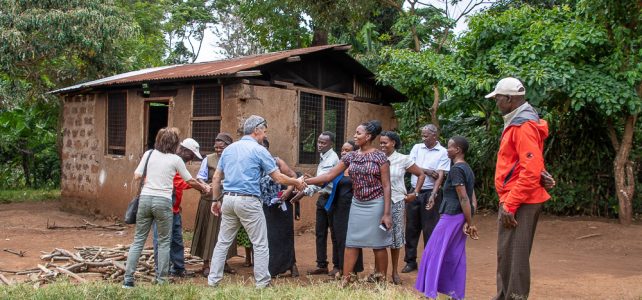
[1,201,642,299]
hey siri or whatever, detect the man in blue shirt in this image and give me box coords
[207,115,305,288]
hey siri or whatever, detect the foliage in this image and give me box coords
[0,281,417,300]
[0,103,60,188]
[0,189,60,204]
[212,2,266,58]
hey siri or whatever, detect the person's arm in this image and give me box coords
[456,185,478,240]
[210,168,224,216]
[269,169,305,190]
[427,170,445,208]
[404,164,426,203]
[502,122,546,214]
[276,158,297,178]
[305,161,348,186]
[175,157,209,193]
[380,162,393,230]
[196,157,209,183]
[472,189,478,212]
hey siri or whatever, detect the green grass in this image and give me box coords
[0,280,417,299]
[0,189,60,204]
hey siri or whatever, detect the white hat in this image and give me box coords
[180,138,202,159]
[485,77,526,98]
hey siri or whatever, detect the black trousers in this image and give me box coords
[315,194,338,268]
[404,189,441,265]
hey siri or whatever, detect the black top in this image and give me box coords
[335,175,354,203]
[439,162,475,215]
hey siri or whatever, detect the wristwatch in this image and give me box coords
[414,191,419,197]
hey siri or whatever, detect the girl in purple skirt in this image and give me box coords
[415,136,479,299]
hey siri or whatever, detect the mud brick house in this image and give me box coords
[52,44,406,230]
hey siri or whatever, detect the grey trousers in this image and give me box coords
[124,195,173,284]
[494,203,543,300]
[208,195,270,287]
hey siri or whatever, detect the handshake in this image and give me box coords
[294,175,309,191]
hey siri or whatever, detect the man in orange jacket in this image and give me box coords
[486,77,553,300]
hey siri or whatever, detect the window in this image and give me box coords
[107,93,127,155]
[298,92,346,164]
[191,85,222,155]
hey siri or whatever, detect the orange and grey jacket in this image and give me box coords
[495,105,550,213]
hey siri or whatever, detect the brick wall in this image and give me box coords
[61,94,101,199]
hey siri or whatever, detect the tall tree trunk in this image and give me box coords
[311,28,328,46]
[19,140,32,188]
[431,84,440,129]
[608,114,637,225]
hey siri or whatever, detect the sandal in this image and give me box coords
[391,273,402,285]
[339,273,357,288]
[366,272,385,283]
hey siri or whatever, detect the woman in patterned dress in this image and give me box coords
[379,131,426,285]
[305,120,393,286]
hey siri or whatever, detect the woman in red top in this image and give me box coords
[305,120,392,286]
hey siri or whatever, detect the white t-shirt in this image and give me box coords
[134,149,193,200]
[388,151,414,203]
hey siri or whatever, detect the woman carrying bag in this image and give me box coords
[123,127,210,288]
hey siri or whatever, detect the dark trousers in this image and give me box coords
[153,212,185,274]
[315,194,338,269]
[494,203,543,300]
[404,189,440,266]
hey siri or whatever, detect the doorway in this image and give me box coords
[145,101,169,150]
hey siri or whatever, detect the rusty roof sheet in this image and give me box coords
[52,44,345,94]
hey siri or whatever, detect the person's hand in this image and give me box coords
[381,214,392,231]
[464,223,479,240]
[295,176,307,191]
[425,194,435,210]
[289,191,305,204]
[540,170,556,190]
[303,173,313,180]
[211,201,222,217]
[404,193,417,203]
[202,184,211,194]
[425,169,439,180]
[498,204,518,228]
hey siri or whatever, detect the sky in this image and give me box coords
[194,0,492,63]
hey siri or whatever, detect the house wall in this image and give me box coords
[60,83,398,233]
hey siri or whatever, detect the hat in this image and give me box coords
[485,77,526,98]
[215,132,233,145]
[180,138,202,159]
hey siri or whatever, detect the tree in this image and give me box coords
[213,3,265,58]
[163,0,217,64]
[0,0,138,188]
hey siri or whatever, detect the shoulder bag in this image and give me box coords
[124,150,152,224]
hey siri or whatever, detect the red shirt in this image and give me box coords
[172,173,191,214]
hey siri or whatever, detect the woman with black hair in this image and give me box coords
[379,130,426,285]
[305,120,393,286]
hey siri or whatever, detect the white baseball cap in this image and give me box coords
[485,77,526,98]
[180,138,202,159]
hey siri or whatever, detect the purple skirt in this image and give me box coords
[415,213,467,300]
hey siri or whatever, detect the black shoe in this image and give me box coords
[401,263,417,273]
[170,269,195,278]
[122,281,134,289]
[307,267,329,275]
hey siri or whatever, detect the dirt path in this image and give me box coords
[1,201,641,299]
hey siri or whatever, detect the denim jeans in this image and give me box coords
[208,195,270,287]
[153,212,185,274]
[124,195,173,284]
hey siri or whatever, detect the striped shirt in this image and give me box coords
[341,150,389,201]
[388,151,414,203]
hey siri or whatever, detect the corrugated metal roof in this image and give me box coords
[53,44,344,94]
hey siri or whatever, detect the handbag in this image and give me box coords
[124,150,152,224]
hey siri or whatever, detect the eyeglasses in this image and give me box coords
[255,120,267,129]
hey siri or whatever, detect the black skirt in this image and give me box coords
[264,201,296,276]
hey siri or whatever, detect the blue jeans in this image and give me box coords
[153,196,185,274]
[124,195,173,284]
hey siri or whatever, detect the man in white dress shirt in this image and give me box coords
[402,124,450,273]
[304,131,340,276]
